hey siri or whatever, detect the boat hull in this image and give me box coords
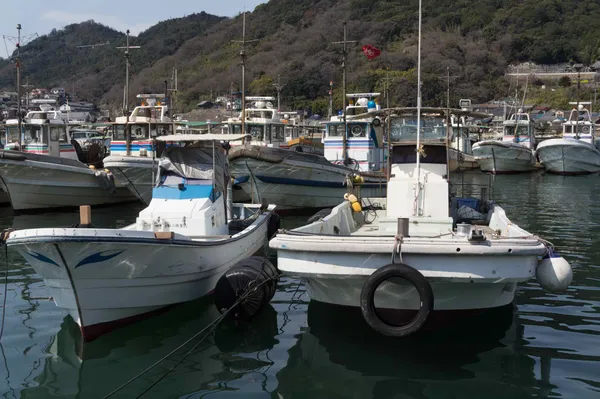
[536,138,600,174]
[448,148,478,171]
[276,250,536,315]
[103,155,156,204]
[0,155,137,211]
[7,216,270,340]
[229,148,386,210]
[472,141,536,174]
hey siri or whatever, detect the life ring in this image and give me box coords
[360,263,433,337]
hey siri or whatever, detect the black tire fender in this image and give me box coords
[360,263,433,337]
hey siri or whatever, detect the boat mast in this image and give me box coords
[117,30,141,156]
[16,24,22,148]
[233,11,257,137]
[332,21,357,162]
[415,0,423,216]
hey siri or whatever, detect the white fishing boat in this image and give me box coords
[3,134,276,341]
[270,107,572,337]
[536,102,600,174]
[102,103,177,204]
[228,94,387,211]
[448,114,480,171]
[472,110,537,173]
[0,111,135,212]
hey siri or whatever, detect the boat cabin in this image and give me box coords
[370,108,490,236]
[111,105,176,157]
[136,134,249,237]
[562,102,595,144]
[324,93,384,172]
[502,111,535,149]
[225,97,287,148]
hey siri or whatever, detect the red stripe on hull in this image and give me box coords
[80,304,177,342]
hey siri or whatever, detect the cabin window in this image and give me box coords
[273,125,284,141]
[327,124,343,137]
[150,124,172,138]
[23,125,43,144]
[50,126,67,142]
[505,126,529,137]
[577,125,591,134]
[5,127,20,145]
[265,125,271,141]
[348,123,366,138]
[114,125,126,140]
[390,118,446,142]
[249,125,264,140]
[392,145,447,164]
[132,125,149,139]
[230,124,242,134]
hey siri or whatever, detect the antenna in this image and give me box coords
[76,41,110,49]
[332,20,358,162]
[3,24,38,148]
[231,11,258,137]
[415,0,423,216]
[116,30,141,155]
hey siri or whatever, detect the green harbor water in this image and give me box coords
[1,172,599,398]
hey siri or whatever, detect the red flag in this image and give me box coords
[362,44,381,60]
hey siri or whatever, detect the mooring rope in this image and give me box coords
[103,267,276,399]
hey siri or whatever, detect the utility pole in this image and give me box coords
[167,67,178,115]
[117,30,141,155]
[328,80,334,118]
[272,74,284,112]
[332,20,357,162]
[22,77,34,111]
[232,11,258,136]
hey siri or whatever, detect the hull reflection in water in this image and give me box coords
[274,300,549,399]
[21,300,280,398]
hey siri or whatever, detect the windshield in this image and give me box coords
[389,117,446,142]
[505,126,529,136]
[5,126,20,144]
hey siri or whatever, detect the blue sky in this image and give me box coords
[1,0,266,57]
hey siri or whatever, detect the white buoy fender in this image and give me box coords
[537,252,573,293]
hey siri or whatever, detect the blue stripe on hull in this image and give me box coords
[255,175,384,189]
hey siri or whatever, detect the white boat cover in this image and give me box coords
[158,146,228,192]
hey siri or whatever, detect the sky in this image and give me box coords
[0,0,267,58]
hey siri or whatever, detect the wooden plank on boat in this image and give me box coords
[80,205,91,226]
[154,232,174,240]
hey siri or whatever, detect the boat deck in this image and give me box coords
[351,217,499,238]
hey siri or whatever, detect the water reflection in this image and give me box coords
[274,301,546,399]
[20,300,281,398]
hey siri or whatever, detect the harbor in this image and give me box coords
[0,172,599,397]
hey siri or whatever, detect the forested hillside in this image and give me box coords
[1,0,599,115]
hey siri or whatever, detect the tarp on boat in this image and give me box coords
[158,145,228,193]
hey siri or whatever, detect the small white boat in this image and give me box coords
[472,111,537,173]
[270,107,572,337]
[536,102,600,174]
[0,112,136,212]
[448,114,480,171]
[228,94,387,211]
[4,134,276,341]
